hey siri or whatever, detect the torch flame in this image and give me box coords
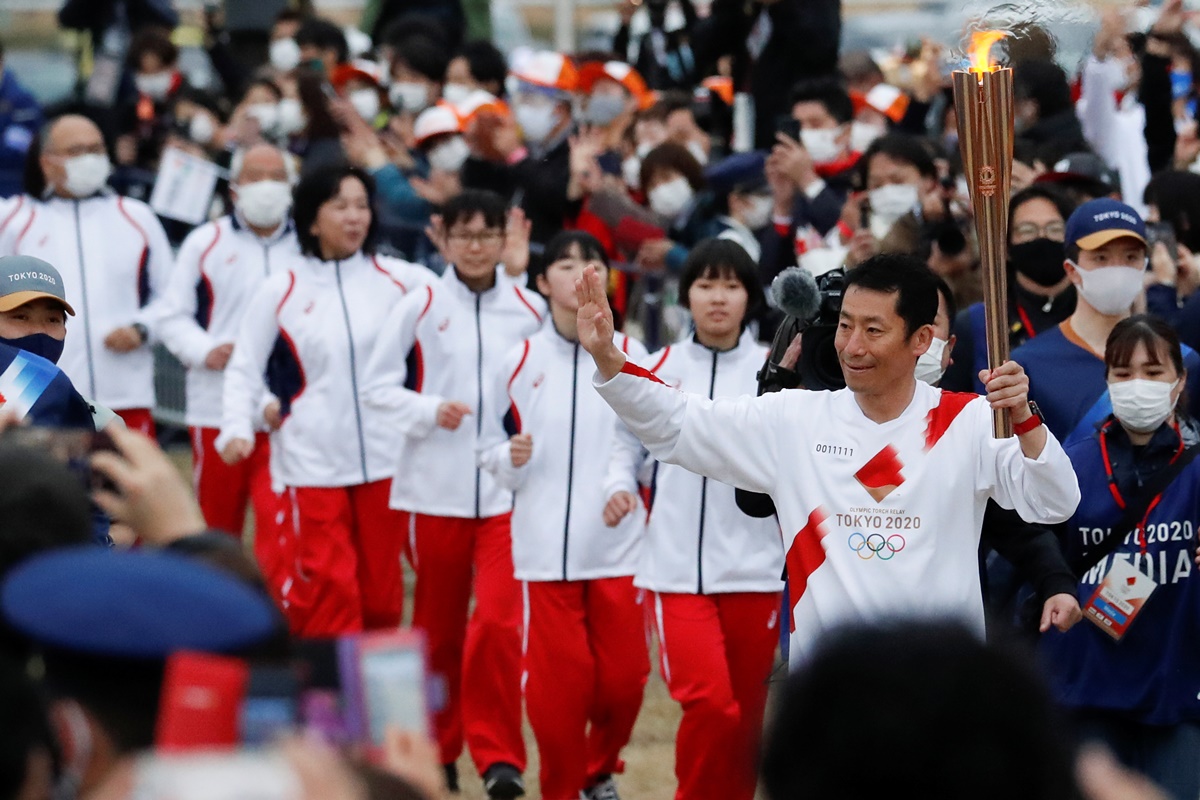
[969,30,1009,73]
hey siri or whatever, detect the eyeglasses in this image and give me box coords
[1012,221,1066,242]
[48,144,107,159]
[447,230,505,245]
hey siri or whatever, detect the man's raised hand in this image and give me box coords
[576,265,626,380]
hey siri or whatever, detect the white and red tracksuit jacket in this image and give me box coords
[218,251,434,488]
[594,362,1081,662]
[362,265,547,518]
[638,330,784,595]
[478,325,648,582]
[0,192,173,409]
[159,215,298,429]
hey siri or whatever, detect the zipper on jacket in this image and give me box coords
[562,342,580,580]
[696,349,718,594]
[72,202,97,398]
[263,243,271,277]
[334,261,369,483]
[474,294,484,517]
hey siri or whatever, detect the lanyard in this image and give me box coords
[1015,304,1035,338]
[1097,419,1184,553]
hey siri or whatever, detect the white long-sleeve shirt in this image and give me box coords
[637,331,784,595]
[1077,55,1150,216]
[0,193,174,409]
[362,266,547,519]
[218,251,433,488]
[158,215,298,429]
[594,365,1081,663]
[478,326,647,581]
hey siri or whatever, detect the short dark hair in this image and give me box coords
[127,27,178,70]
[1106,314,1186,379]
[457,40,508,91]
[440,189,507,230]
[0,446,90,582]
[380,13,450,50]
[844,253,939,337]
[292,165,378,257]
[295,17,349,65]
[241,77,284,104]
[761,622,1077,800]
[1013,59,1074,120]
[532,230,609,288]
[641,142,705,193]
[932,273,957,326]
[391,35,450,83]
[1009,185,1076,245]
[678,238,766,324]
[862,134,938,184]
[0,657,54,799]
[790,76,854,125]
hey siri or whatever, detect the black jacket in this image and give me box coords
[461,136,579,247]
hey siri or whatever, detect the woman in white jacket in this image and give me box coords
[218,164,433,636]
[479,232,649,800]
[639,239,784,800]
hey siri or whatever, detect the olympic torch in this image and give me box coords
[953,31,1014,438]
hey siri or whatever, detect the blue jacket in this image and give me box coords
[1039,418,1200,725]
[0,69,42,198]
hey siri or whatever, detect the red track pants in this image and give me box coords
[189,427,275,539]
[114,407,155,438]
[268,480,406,637]
[524,578,649,800]
[649,591,782,800]
[407,512,525,775]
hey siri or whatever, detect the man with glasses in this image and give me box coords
[0,114,173,437]
[364,189,546,800]
[943,186,1078,395]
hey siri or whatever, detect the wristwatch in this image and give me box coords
[132,322,149,344]
[1013,401,1044,436]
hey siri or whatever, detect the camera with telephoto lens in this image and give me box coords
[758,267,847,394]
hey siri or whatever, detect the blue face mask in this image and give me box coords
[2,333,65,364]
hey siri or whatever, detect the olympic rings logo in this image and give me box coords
[848,533,906,560]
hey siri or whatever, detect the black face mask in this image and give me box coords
[1,333,65,364]
[1009,238,1067,288]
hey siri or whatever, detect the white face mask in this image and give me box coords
[742,194,774,230]
[622,155,642,189]
[235,180,292,228]
[649,176,695,218]
[349,89,381,122]
[135,70,174,101]
[799,246,848,278]
[1109,378,1179,433]
[277,98,306,135]
[189,112,215,145]
[515,102,559,146]
[1071,262,1146,316]
[443,83,473,105]
[800,127,844,165]
[869,183,919,221]
[245,103,280,136]
[914,336,949,386]
[428,136,471,173]
[850,121,886,154]
[269,38,302,72]
[389,82,430,113]
[61,153,111,197]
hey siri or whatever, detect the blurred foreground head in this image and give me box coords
[762,621,1077,800]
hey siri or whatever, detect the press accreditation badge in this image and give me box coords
[1083,558,1157,641]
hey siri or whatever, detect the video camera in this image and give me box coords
[758,267,846,394]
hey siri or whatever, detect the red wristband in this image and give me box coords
[1013,412,1043,436]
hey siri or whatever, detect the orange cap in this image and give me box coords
[578,61,653,109]
[414,103,464,145]
[510,51,579,93]
[330,59,385,91]
[701,76,735,107]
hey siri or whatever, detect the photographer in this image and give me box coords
[576,253,1081,661]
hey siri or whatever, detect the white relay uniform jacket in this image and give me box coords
[638,331,784,595]
[478,326,647,582]
[595,366,1081,663]
[159,215,298,429]
[0,193,173,409]
[363,266,547,519]
[218,251,433,488]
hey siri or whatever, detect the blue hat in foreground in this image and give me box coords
[1,547,278,658]
[1064,198,1146,251]
[705,151,769,196]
